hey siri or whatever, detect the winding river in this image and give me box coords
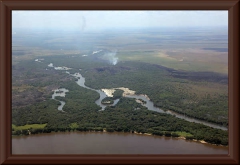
[70,72,116,110]
[65,72,227,131]
[52,88,69,111]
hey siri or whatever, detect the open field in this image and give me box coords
[117,49,227,74]
[12,124,47,131]
[12,27,228,74]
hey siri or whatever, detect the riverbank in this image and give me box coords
[11,126,228,147]
[101,87,136,97]
[12,131,228,155]
[133,131,214,146]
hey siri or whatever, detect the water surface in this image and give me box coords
[12,132,228,154]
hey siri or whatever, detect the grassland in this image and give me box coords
[117,48,227,74]
[173,131,193,137]
[12,27,228,75]
[96,27,228,74]
[12,124,47,131]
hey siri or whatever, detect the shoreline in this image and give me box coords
[11,129,228,147]
[131,132,227,147]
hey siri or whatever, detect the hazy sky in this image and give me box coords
[12,10,228,31]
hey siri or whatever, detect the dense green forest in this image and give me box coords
[13,55,228,126]
[12,81,228,145]
[12,55,228,146]
[82,59,228,126]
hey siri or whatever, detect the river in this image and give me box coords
[64,72,227,130]
[12,132,228,154]
[51,88,69,111]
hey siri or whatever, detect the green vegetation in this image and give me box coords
[101,97,114,104]
[173,131,193,137]
[12,124,47,136]
[12,96,228,145]
[12,27,228,146]
[12,124,47,131]
[12,56,228,145]
[113,89,124,99]
[101,90,124,104]
[69,123,79,130]
[83,61,228,126]
[118,50,228,74]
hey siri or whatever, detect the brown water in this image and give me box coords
[12,132,228,154]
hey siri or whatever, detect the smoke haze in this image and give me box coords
[103,50,118,65]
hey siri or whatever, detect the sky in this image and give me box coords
[12,10,228,31]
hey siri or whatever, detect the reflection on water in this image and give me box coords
[12,132,228,154]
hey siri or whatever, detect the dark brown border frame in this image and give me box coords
[0,0,239,164]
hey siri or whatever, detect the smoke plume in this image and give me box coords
[104,50,118,65]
